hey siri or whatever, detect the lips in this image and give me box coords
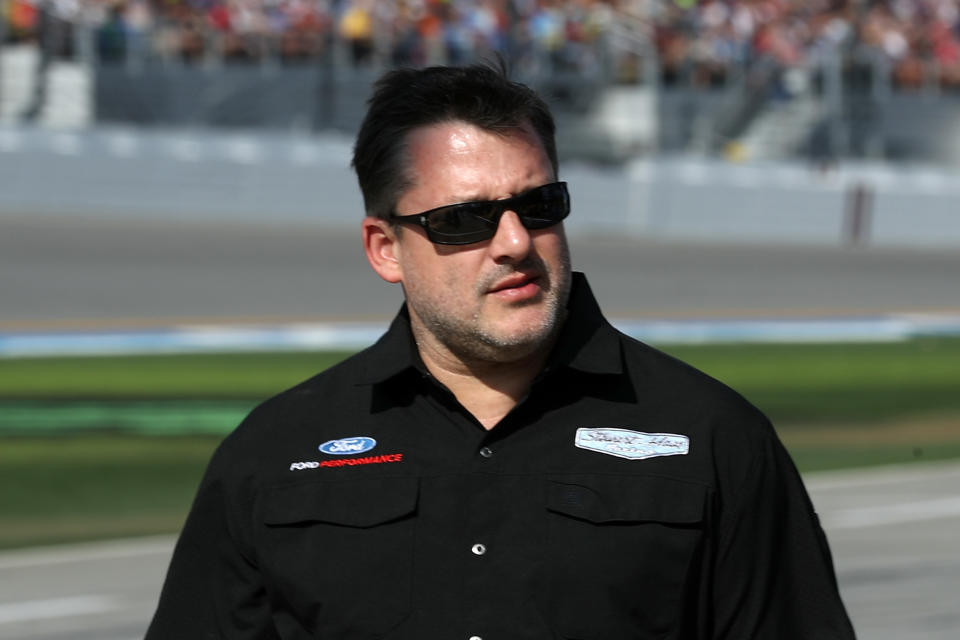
[487,272,541,295]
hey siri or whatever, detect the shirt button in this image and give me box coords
[479,447,493,458]
[471,543,487,556]
[469,636,483,640]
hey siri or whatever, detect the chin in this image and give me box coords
[477,340,544,363]
[481,322,557,355]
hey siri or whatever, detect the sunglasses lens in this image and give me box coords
[516,183,569,228]
[425,203,498,244]
[419,182,570,245]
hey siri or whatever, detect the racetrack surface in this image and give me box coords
[2,461,958,640]
[3,215,959,331]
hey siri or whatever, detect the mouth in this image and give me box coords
[487,272,543,299]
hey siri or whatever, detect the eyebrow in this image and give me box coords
[441,183,546,206]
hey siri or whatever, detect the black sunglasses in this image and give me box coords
[389,182,570,245]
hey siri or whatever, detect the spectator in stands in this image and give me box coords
[96,2,128,63]
[22,0,77,120]
[339,0,374,65]
[278,1,331,64]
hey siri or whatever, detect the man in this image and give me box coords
[147,63,855,639]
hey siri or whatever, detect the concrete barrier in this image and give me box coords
[2,126,960,248]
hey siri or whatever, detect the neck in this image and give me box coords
[414,332,551,431]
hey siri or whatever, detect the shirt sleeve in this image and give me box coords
[145,443,280,640]
[710,428,856,639]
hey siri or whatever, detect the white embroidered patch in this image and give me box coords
[575,428,690,460]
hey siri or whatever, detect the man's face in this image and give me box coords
[390,120,572,364]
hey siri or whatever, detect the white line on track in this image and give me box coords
[822,496,960,529]
[167,138,203,163]
[0,595,120,625]
[0,130,23,152]
[50,133,81,156]
[804,459,960,491]
[0,535,175,570]
[4,314,960,358]
[224,138,263,165]
[106,133,140,158]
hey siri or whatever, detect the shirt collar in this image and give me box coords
[547,272,623,377]
[356,305,425,385]
[356,271,622,385]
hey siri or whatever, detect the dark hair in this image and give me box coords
[351,61,558,219]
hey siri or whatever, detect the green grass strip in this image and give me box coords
[1,338,958,432]
[0,401,253,435]
[786,442,960,472]
[5,338,956,408]
[0,351,354,398]
[0,434,221,549]
[660,337,960,425]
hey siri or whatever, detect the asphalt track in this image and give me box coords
[3,214,960,331]
[2,461,958,640]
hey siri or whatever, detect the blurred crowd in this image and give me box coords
[858,0,960,88]
[3,0,617,73]
[653,0,960,89]
[3,0,960,89]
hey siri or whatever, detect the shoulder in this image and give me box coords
[611,335,804,517]
[615,333,778,459]
[622,335,765,417]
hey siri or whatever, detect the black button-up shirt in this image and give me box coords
[147,273,855,639]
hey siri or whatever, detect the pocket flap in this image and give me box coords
[263,476,419,528]
[547,475,706,524]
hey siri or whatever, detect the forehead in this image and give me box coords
[401,120,554,203]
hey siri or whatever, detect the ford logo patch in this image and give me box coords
[319,436,377,455]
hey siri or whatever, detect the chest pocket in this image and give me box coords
[258,476,419,639]
[540,474,707,640]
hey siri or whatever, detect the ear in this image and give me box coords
[362,217,404,284]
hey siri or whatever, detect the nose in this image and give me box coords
[489,209,532,262]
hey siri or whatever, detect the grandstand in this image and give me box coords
[3,0,960,164]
